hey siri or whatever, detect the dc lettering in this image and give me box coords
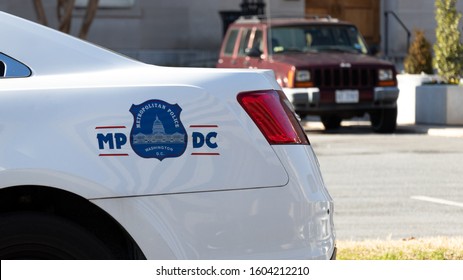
[97,132,218,150]
[96,126,219,156]
[97,133,127,149]
[192,132,218,149]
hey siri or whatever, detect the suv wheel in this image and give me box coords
[0,212,115,259]
[321,115,342,130]
[369,108,397,133]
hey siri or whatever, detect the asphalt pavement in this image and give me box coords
[302,119,463,241]
[302,119,463,138]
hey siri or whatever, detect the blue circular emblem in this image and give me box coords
[130,100,187,160]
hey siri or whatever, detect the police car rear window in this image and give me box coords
[0,61,5,77]
[0,53,31,78]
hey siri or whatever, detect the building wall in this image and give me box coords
[0,0,303,66]
[2,0,462,67]
[382,0,463,59]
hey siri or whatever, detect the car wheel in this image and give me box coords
[369,107,397,133]
[296,112,307,120]
[321,115,342,130]
[0,212,115,260]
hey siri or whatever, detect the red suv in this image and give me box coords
[217,16,399,133]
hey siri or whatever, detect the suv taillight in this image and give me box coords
[237,90,309,145]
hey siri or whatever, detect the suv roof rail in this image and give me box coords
[235,14,339,23]
[304,14,338,21]
[235,15,264,23]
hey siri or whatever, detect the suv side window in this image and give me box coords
[224,29,239,56]
[237,28,252,56]
[252,29,264,53]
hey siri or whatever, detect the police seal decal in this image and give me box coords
[130,100,187,160]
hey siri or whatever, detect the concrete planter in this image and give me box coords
[416,85,463,125]
[397,74,436,124]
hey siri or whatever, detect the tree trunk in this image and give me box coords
[57,0,76,34]
[32,0,98,39]
[33,0,48,26]
[79,0,99,39]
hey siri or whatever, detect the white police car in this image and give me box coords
[0,12,335,260]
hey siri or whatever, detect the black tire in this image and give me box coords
[0,212,115,260]
[321,115,342,130]
[370,107,397,133]
[296,112,307,120]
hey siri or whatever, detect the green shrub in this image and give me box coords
[404,30,434,74]
[433,0,463,84]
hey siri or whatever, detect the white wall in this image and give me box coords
[5,0,462,66]
[0,0,303,66]
[382,0,463,58]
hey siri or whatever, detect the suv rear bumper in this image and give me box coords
[284,86,399,116]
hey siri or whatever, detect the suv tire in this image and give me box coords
[0,212,115,259]
[370,107,397,133]
[321,115,342,130]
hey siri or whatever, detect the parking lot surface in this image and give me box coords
[304,120,463,240]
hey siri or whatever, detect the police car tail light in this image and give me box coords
[237,90,309,145]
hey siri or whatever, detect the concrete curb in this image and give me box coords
[398,123,463,138]
[302,120,463,138]
[426,127,463,138]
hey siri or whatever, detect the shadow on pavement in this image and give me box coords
[301,120,428,135]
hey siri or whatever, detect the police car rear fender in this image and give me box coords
[0,84,288,198]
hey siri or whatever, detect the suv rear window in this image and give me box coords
[253,30,264,53]
[238,28,252,56]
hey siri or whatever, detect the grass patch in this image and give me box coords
[337,237,463,260]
